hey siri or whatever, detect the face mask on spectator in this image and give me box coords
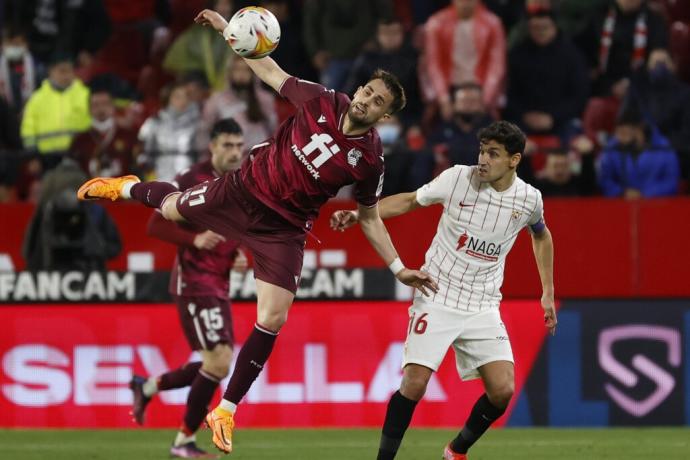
[649,63,673,85]
[378,123,401,145]
[3,45,26,60]
[92,117,114,133]
[454,111,482,125]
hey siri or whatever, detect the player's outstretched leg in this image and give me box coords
[77,175,180,209]
[129,362,202,425]
[376,364,430,460]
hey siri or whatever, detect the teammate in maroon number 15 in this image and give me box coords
[129,118,247,459]
[77,7,438,455]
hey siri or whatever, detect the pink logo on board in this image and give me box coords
[598,325,681,417]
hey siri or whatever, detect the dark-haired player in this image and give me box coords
[129,118,247,459]
[332,121,557,460]
[78,7,438,455]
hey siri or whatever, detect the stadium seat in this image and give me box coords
[582,96,621,147]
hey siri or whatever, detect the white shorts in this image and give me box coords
[402,297,514,381]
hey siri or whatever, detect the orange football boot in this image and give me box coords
[77,175,140,201]
[205,407,235,454]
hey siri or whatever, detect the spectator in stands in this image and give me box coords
[0,25,41,115]
[260,0,317,83]
[22,157,121,271]
[428,83,494,167]
[379,115,434,195]
[20,54,90,164]
[164,0,234,91]
[303,0,393,92]
[578,0,669,146]
[181,71,212,111]
[599,105,680,198]
[424,0,506,119]
[532,137,598,196]
[7,0,111,67]
[505,7,588,140]
[71,89,140,178]
[576,0,668,98]
[138,82,201,181]
[200,58,276,150]
[0,96,22,202]
[628,48,690,186]
[343,19,422,125]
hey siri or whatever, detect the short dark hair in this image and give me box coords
[210,118,243,140]
[368,69,406,114]
[89,88,113,101]
[477,121,526,155]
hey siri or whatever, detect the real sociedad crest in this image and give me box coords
[347,148,362,167]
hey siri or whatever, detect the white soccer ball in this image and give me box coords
[225,6,281,59]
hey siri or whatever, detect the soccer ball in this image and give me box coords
[225,6,280,59]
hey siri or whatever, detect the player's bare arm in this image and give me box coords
[194,8,289,92]
[330,191,422,231]
[357,203,438,296]
[531,226,556,335]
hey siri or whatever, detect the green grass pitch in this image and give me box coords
[1,428,689,459]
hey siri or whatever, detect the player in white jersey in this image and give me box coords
[331,121,556,460]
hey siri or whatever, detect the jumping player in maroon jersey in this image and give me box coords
[77,7,438,455]
[128,119,247,459]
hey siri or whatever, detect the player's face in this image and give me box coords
[349,79,395,126]
[210,133,244,173]
[477,140,520,183]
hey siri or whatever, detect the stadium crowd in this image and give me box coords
[0,0,688,203]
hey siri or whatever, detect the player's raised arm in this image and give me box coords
[194,9,290,92]
[330,191,422,232]
[240,57,290,93]
[357,203,438,296]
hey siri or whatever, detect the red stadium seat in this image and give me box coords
[583,96,621,147]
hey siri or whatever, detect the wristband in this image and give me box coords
[222,23,233,41]
[388,257,405,275]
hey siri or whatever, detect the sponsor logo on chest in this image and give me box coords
[291,133,343,180]
[456,232,502,262]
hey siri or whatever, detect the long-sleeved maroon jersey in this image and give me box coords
[239,77,385,229]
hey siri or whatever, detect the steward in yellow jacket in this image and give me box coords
[21,58,90,154]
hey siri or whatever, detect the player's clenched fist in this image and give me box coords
[329,210,359,232]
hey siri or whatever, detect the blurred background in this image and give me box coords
[1,0,690,440]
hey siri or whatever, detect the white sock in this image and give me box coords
[219,399,237,414]
[142,377,158,397]
[173,430,196,447]
[121,181,136,199]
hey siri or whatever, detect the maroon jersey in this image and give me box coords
[239,77,384,228]
[168,160,240,298]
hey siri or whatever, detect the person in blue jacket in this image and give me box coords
[599,106,679,198]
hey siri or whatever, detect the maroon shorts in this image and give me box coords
[176,171,306,293]
[175,295,234,351]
